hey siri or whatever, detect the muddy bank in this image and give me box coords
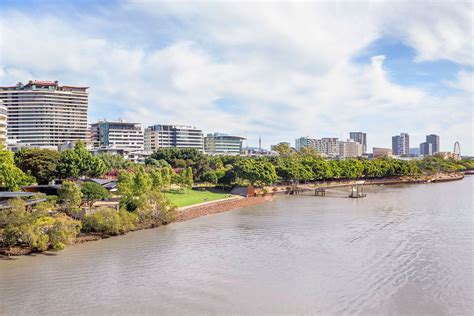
[178,196,273,222]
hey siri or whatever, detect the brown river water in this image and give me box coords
[0,177,473,315]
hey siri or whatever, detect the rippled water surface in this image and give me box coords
[1,177,473,315]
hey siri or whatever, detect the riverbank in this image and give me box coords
[256,172,465,194]
[0,172,464,258]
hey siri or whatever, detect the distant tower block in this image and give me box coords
[259,137,262,150]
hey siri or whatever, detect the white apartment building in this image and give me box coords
[144,124,204,151]
[339,140,363,159]
[295,136,339,156]
[322,137,339,156]
[204,133,245,155]
[90,119,144,151]
[0,80,89,149]
[0,100,6,148]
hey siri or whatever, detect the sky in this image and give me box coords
[0,0,472,154]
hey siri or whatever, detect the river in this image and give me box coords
[1,177,473,315]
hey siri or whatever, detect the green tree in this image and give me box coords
[96,153,133,172]
[59,180,83,214]
[0,150,35,191]
[149,168,163,191]
[201,171,218,185]
[272,143,294,156]
[57,142,106,179]
[161,167,172,190]
[185,167,194,191]
[233,159,277,186]
[149,148,204,166]
[81,182,110,209]
[15,148,61,184]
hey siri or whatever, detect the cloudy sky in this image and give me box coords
[0,0,472,154]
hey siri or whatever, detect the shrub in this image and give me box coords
[135,190,178,225]
[83,207,138,235]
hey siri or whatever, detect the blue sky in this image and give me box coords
[0,1,472,154]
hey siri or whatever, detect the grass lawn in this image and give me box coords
[165,188,234,208]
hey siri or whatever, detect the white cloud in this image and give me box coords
[0,2,472,153]
[446,70,474,93]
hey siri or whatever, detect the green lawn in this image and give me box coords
[165,188,233,208]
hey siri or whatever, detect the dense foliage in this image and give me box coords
[0,150,34,191]
[15,148,61,184]
[57,142,106,179]
[0,199,81,251]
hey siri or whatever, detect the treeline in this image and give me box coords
[1,142,471,191]
[144,146,471,186]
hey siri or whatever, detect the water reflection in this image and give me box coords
[0,177,472,315]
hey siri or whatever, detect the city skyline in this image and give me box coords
[0,1,472,154]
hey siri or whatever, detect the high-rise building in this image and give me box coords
[204,133,245,155]
[339,140,362,159]
[0,80,88,149]
[419,142,433,156]
[322,137,339,156]
[0,100,6,148]
[349,132,367,153]
[90,119,144,151]
[425,134,440,154]
[373,147,392,158]
[392,133,409,156]
[144,124,204,151]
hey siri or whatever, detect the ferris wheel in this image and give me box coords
[453,141,461,156]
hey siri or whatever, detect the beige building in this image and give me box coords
[90,119,144,151]
[373,147,392,158]
[0,100,6,148]
[339,140,362,159]
[0,80,89,149]
[145,124,203,151]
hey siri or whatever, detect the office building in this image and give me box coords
[349,132,367,153]
[0,80,89,149]
[204,133,245,155]
[373,147,392,158]
[425,134,440,154]
[144,124,204,151]
[90,119,144,151]
[419,142,433,156]
[339,140,362,159]
[392,133,409,156]
[0,101,6,148]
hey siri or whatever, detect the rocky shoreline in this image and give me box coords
[177,196,273,221]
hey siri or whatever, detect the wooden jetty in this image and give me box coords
[314,188,326,196]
